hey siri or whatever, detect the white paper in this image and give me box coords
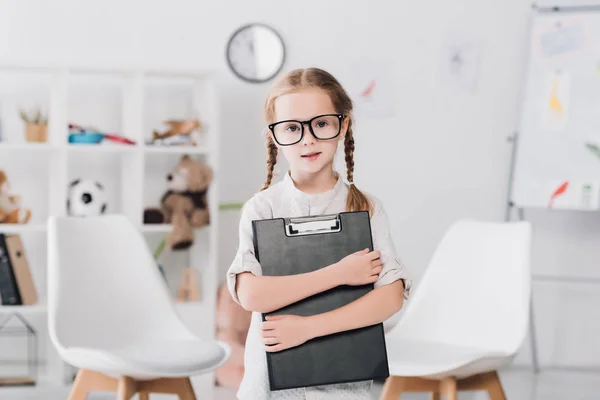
[435,33,482,92]
[534,16,588,60]
[542,71,570,132]
[546,180,600,210]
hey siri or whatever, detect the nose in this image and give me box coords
[167,174,173,181]
[300,122,316,146]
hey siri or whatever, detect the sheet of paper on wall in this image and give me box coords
[435,32,482,92]
[534,16,589,61]
[546,180,600,210]
[345,59,395,119]
[542,70,570,132]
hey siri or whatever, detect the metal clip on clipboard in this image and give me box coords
[286,214,341,236]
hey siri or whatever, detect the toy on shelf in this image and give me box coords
[68,123,136,145]
[0,171,31,224]
[176,268,200,302]
[143,155,212,250]
[67,179,107,217]
[19,107,48,143]
[149,119,203,147]
[215,280,250,389]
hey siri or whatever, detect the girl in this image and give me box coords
[226,67,411,399]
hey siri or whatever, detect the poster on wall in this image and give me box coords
[542,70,570,132]
[435,31,483,92]
[345,58,395,119]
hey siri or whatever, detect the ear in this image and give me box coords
[340,116,349,140]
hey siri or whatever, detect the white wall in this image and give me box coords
[1,0,597,372]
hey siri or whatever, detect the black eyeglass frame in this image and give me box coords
[267,113,345,146]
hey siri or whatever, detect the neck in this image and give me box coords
[290,166,338,195]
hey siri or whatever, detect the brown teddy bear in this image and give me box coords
[215,281,251,389]
[143,155,212,250]
[0,170,31,224]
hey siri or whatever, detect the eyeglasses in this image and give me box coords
[268,114,344,146]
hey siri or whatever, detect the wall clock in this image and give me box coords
[226,23,285,83]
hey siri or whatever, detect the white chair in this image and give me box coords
[380,219,532,400]
[47,215,230,400]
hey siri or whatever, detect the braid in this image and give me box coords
[344,122,373,215]
[344,123,355,185]
[260,135,278,191]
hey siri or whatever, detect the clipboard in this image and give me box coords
[252,210,389,391]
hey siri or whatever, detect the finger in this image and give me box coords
[265,315,286,321]
[371,260,383,268]
[369,274,379,283]
[262,321,276,330]
[371,266,383,275]
[369,250,382,260]
[262,337,279,345]
[354,248,370,255]
[265,344,286,352]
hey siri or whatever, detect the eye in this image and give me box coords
[285,124,300,132]
[316,120,328,128]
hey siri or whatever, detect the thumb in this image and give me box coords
[355,248,370,255]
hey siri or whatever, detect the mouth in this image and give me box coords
[301,152,321,161]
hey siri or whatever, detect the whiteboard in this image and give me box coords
[512,5,600,210]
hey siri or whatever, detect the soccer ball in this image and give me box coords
[67,179,108,217]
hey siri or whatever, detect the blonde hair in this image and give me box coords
[260,67,373,215]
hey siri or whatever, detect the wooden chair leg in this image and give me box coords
[379,376,404,399]
[485,371,507,400]
[117,376,137,400]
[430,393,441,400]
[176,377,197,400]
[67,369,91,400]
[139,393,149,400]
[439,377,457,400]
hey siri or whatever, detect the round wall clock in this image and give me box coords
[226,23,285,83]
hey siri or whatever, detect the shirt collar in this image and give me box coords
[282,170,345,206]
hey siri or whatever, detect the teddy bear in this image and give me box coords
[215,280,251,389]
[143,155,212,250]
[0,170,31,224]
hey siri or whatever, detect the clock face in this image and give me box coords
[226,24,285,83]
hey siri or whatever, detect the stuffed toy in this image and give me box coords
[152,119,202,146]
[215,281,251,389]
[0,170,31,224]
[143,155,212,250]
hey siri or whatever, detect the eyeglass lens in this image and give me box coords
[273,115,340,145]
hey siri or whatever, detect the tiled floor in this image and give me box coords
[1,368,599,399]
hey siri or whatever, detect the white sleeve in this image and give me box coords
[370,197,412,299]
[226,195,270,305]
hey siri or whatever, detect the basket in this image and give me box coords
[24,123,47,143]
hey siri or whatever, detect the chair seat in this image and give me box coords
[63,339,230,378]
[386,338,509,378]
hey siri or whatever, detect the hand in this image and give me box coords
[332,248,382,286]
[261,315,314,352]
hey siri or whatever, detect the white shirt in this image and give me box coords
[226,171,412,400]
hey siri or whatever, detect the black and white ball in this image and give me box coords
[67,179,108,217]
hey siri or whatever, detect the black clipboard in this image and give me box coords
[252,211,389,391]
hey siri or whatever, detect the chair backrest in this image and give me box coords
[48,215,195,350]
[387,219,532,354]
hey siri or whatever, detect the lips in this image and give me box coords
[301,152,321,158]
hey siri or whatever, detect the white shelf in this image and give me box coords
[141,224,172,233]
[0,143,56,152]
[0,224,46,233]
[0,304,47,314]
[0,65,220,387]
[143,145,209,155]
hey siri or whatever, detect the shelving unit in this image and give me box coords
[0,64,221,392]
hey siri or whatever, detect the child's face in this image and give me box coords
[271,88,348,177]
